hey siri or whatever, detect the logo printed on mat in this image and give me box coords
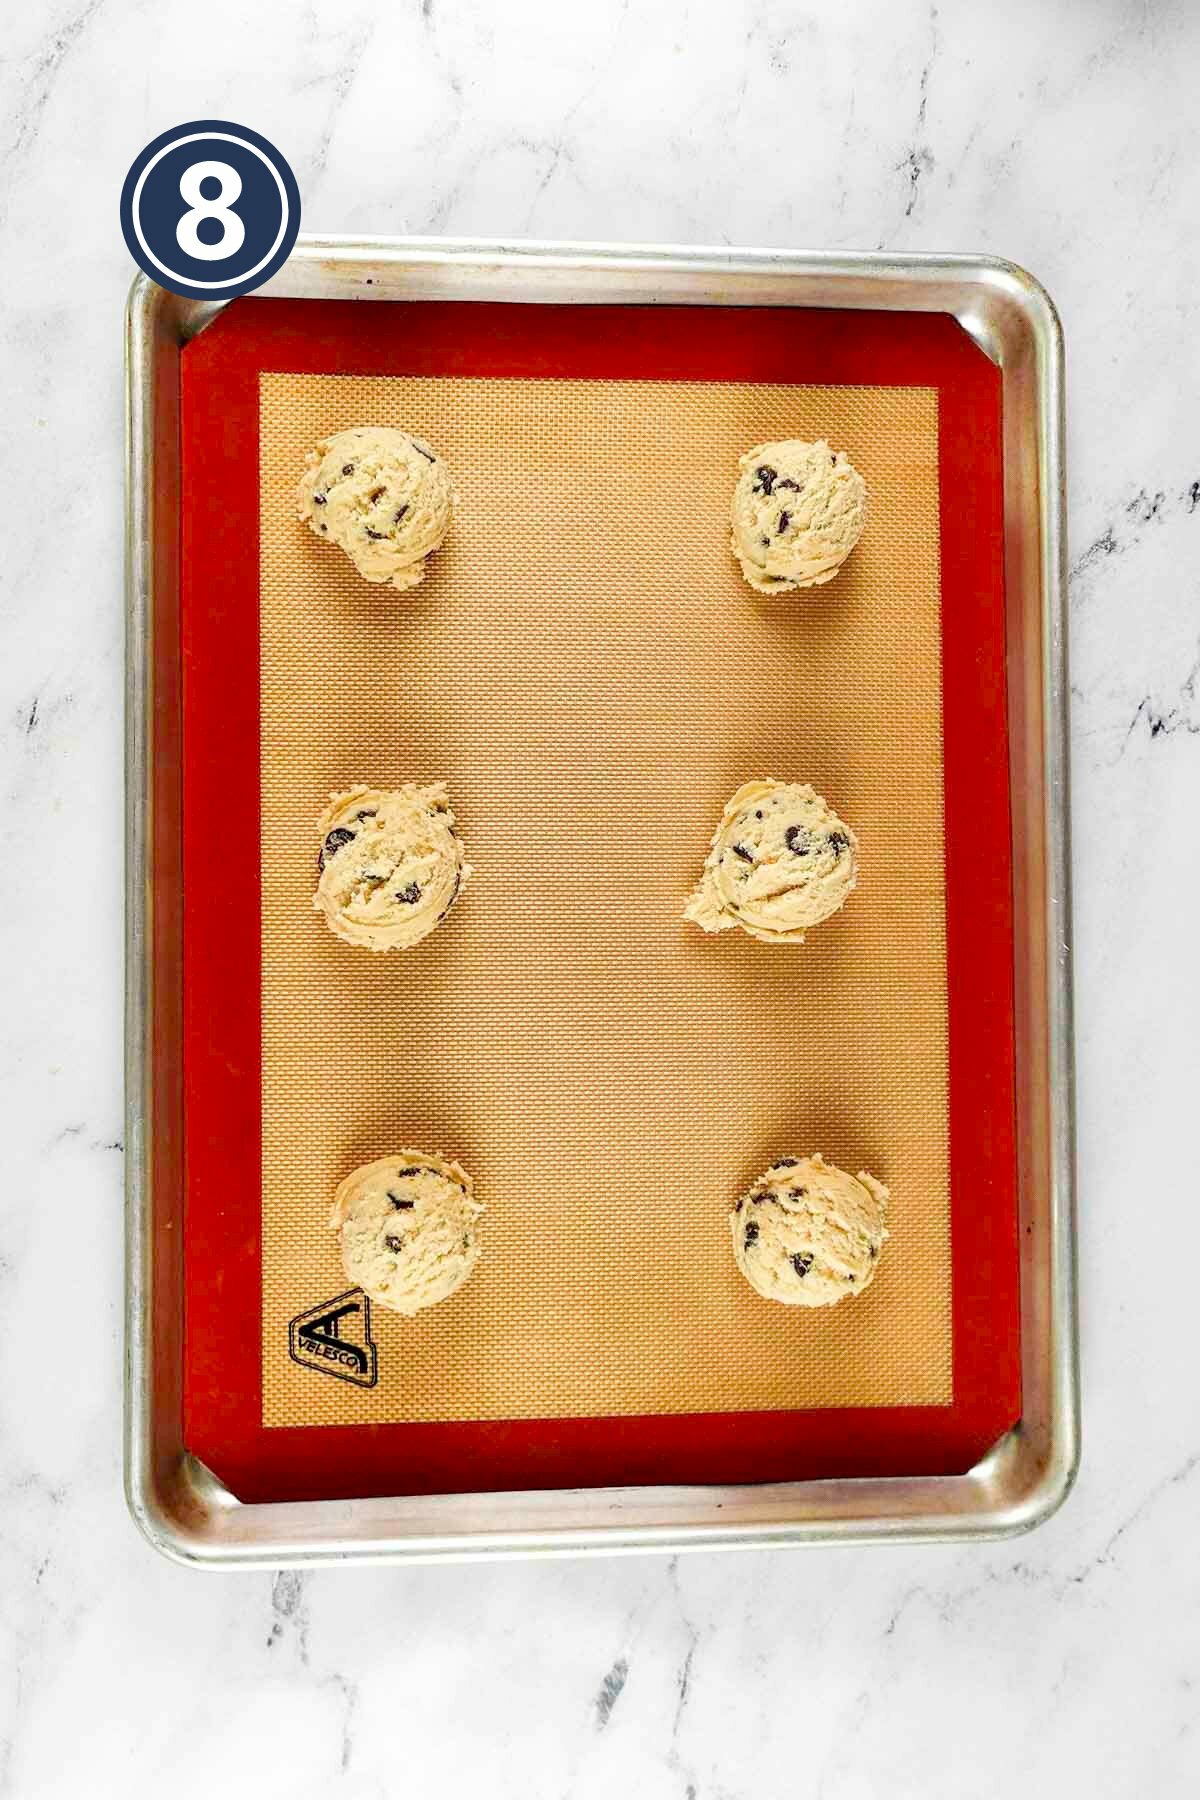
[288,1288,378,1389]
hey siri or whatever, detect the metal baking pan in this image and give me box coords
[125,236,1076,1565]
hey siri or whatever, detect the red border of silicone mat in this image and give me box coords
[179,298,1020,1505]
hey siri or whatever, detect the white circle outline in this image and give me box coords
[131,130,291,292]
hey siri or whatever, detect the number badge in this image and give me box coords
[120,120,301,300]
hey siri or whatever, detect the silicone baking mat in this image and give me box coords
[180,299,1020,1503]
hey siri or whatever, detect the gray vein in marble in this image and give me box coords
[329,1670,359,1774]
[1064,1451,1200,1586]
[833,86,857,222]
[0,1473,79,1800]
[662,1558,701,1795]
[594,1653,628,1728]
[855,1451,1200,1644]
[521,135,579,226]
[11,688,72,749]
[672,1641,696,1734]
[423,178,465,234]
[1070,526,1120,583]
[45,1119,121,1155]
[0,1697,15,1795]
[514,6,634,233]
[302,13,379,192]
[1123,648,1200,751]
[6,0,104,168]
[1070,477,1200,597]
[1080,0,1162,83]
[11,1472,66,1509]
[883,1,939,238]
[260,1573,369,1777]
[268,1570,311,1662]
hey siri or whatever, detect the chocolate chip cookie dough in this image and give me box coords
[731,439,867,593]
[297,426,456,590]
[683,778,858,945]
[731,1154,889,1307]
[313,783,471,952]
[331,1151,484,1315]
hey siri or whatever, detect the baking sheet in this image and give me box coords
[257,369,950,1429]
[176,295,1022,1504]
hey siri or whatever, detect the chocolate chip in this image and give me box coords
[777,511,791,534]
[312,492,327,505]
[744,1221,760,1248]
[318,827,356,871]
[791,1252,814,1278]
[394,1167,425,1179]
[761,535,771,548]
[355,809,377,821]
[365,527,386,539]
[749,1189,769,1204]
[827,831,850,859]
[368,486,386,503]
[384,1234,404,1254]
[776,1157,799,1167]
[869,1244,878,1259]
[342,463,355,476]
[785,825,809,856]
[753,464,777,495]
[412,440,436,463]
[319,523,328,532]
[395,882,422,904]
[777,477,801,492]
[461,1233,470,1250]
[395,505,409,523]
[388,1193,416,1210]
[791,1187,808,1199]
[731,842,754,864]
[846,1273,856,1282]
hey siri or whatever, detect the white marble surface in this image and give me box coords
[3,0,1199,1793]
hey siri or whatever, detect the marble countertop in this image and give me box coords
[4,0,1199,1793]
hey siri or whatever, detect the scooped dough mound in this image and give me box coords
[331,1151,484,1315]
[683,778,858,945]
[313,783,471,952]
[297,426,456,590]
[731,1154,889,1307]
[731,439,866,593]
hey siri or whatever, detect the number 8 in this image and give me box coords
[176,159,246,262]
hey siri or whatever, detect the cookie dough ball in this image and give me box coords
[297,426,456,591]
[731,439,866,593]
[683,778,858,945]
[313,783,471,952]
[331,1152,484,1315]
[732,1154,889,1307]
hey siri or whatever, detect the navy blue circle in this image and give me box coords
[120,120,301,300]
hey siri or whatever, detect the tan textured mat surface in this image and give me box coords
[259,371,948,1428]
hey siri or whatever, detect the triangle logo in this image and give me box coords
[288,1287,378,1389]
